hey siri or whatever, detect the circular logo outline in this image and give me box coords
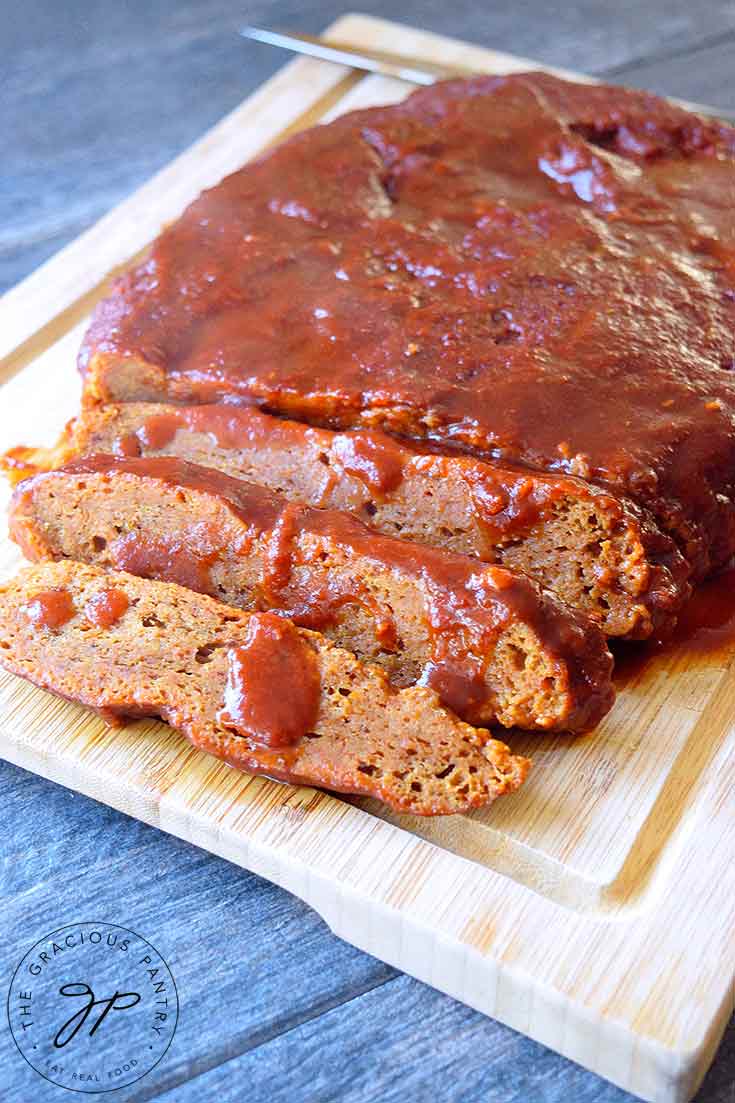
[7,921,179,1094]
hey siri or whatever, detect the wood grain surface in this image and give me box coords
[2,5,735,1102]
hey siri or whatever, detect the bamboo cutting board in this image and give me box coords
[1,15,734,1102]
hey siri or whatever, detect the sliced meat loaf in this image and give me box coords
[3,403,690,639]
[9,454,615,732]
[0,561,530,815]
[77,73,735,580]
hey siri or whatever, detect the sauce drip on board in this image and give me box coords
[218,613,321,748]
[613,565,735,686]
[671,565,735,654]
[23,589,76,630]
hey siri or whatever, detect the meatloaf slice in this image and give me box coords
[0,561,530,815]
[9,455,615,732]
[3,403,690,640]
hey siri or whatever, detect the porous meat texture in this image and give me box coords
[9,455,615,732]
[0,561,531,815]
[4,403,690,639]
[78,72,735,580]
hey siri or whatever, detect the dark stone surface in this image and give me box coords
[1,3,734,1100]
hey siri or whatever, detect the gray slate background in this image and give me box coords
[1,2,734,1100]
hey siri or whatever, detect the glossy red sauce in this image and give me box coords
[80,72,735,580]
[84,588,130,628]
[614,565,735,685]
[135,412,181,450]
[420,658,488,719]
[23,589,76,629]
[261,500,301,598]
[109,528,224,595]
[329,431,406,495]
[113,433,142,458]
[114,406,297,458]
[260,499,397,647]
[673,565,735,652]
[217,613,320,747]
[112,405,409,503]
[461,464,576,538]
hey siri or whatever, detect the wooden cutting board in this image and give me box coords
[1,14,733,1102]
